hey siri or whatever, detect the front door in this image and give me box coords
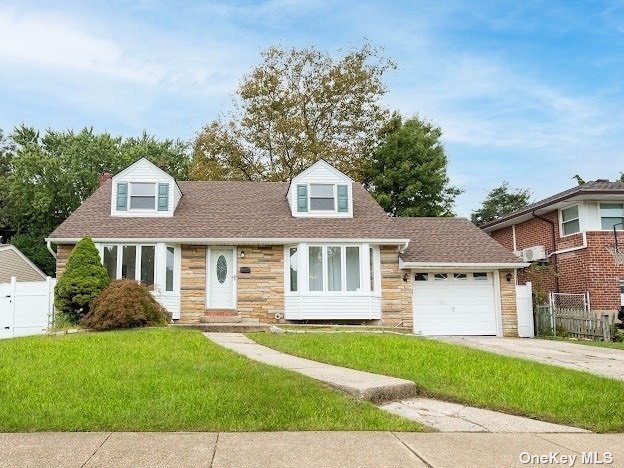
[208,248,235,309]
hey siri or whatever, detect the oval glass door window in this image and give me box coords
[216,255,227,283]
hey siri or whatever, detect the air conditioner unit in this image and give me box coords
[521,245,547,262]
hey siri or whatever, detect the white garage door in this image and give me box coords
[412,272,498,336]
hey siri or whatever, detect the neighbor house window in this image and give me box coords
[309,184,335,211]
[600,203,624,230]
[289,247,298,292]
[165,246,175,292]
[129,182,156,210]
[560,205,580,235]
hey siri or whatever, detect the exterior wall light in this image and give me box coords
[506,272,513,282]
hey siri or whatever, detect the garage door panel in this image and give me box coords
[412,274,498,336]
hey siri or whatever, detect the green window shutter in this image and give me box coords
[116,182,128,211]
[297,185,308,212]
[158,183,169,211]
[337,184,349,212]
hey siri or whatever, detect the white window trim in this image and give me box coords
[559,204,581,237]
[164,245,177,294]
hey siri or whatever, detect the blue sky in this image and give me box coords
[1,1,623,216]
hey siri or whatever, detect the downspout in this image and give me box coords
[531,210,559,292]
[46,240,57,259]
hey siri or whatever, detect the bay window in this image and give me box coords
[309,246,323,291]
[345,247,360,291]
[166,246,175,292]
[327,246,342,291]
[103,245,117,279]
[600,203,624,230]
[304,245,362,293]
[140,246,155,290]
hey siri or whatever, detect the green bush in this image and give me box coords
[54,237,110,323]
[9,234,56,276]
[81,280,171,331]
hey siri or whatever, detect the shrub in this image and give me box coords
[81,280,171,331]
[54,237,110,323]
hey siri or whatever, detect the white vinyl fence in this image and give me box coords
[515,282,534,338]
[0,276,55,339]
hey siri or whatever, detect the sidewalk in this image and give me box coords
[1,432,621,468]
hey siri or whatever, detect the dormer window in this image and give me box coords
[310,184,335,211]
[130,183,157,210]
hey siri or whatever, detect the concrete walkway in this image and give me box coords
[204,333,588,433]
[439,336,624,380]
[1,432,621,468]
[205,332,417,402]
[382,398,587,433]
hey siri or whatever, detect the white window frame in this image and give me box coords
[559,204,580,237]
[164,245,177,294]
[127,181,158,213]
[599,202,624,231]
[308,183,337,213]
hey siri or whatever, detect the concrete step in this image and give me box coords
[172,323,270,333]
[199,316,242,323]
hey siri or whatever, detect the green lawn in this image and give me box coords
[251,332,624,433]
[540,337,624,350]
[0,328,421,432]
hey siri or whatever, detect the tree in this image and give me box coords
[10,233,56,276]
[54,237,110,323]
[363,113,461,217]
[191,43,395,182]
[471,182,530,225]
[0,126,191,273]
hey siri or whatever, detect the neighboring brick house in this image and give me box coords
[482,180,624,317]
[48,157,526,336]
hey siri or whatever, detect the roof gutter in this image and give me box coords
[45,237,411,246]
[46,239,57,259]
[399,259,529,270]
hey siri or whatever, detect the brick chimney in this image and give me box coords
[98,172,113,186]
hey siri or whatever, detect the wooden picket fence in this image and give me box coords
[534,303,611,341]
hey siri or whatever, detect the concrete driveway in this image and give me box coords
[438,336,624,381]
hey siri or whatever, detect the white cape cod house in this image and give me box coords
[47,158,527,336]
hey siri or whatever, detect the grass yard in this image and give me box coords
[540,337,624,351]
[0,328,421,432]
[251,332,624,433]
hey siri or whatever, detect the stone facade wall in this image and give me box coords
[179,244,284,323]
[499,269,519,337]
[180,245,207,323]
[236,245,284,322]
[380,245,412,328]
[55,244,74,278]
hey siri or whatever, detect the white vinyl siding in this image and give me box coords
[111,158,181,217]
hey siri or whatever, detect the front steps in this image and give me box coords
[172,322,270,333]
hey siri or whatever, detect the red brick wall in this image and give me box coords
[489,210,624,312]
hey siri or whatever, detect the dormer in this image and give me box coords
[110,158,182,217]
[287,160,353,218]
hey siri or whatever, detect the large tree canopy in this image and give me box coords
[471,182,530,225]
[364,113,461,217]
[0,126,191,274]
[191,43,395,182]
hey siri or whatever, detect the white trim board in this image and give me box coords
[48,237,410,246]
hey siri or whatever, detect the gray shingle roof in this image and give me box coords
[481,180,624,230]
[49,180,402,240]
[396,217,522,264]
[49,181,521,265]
